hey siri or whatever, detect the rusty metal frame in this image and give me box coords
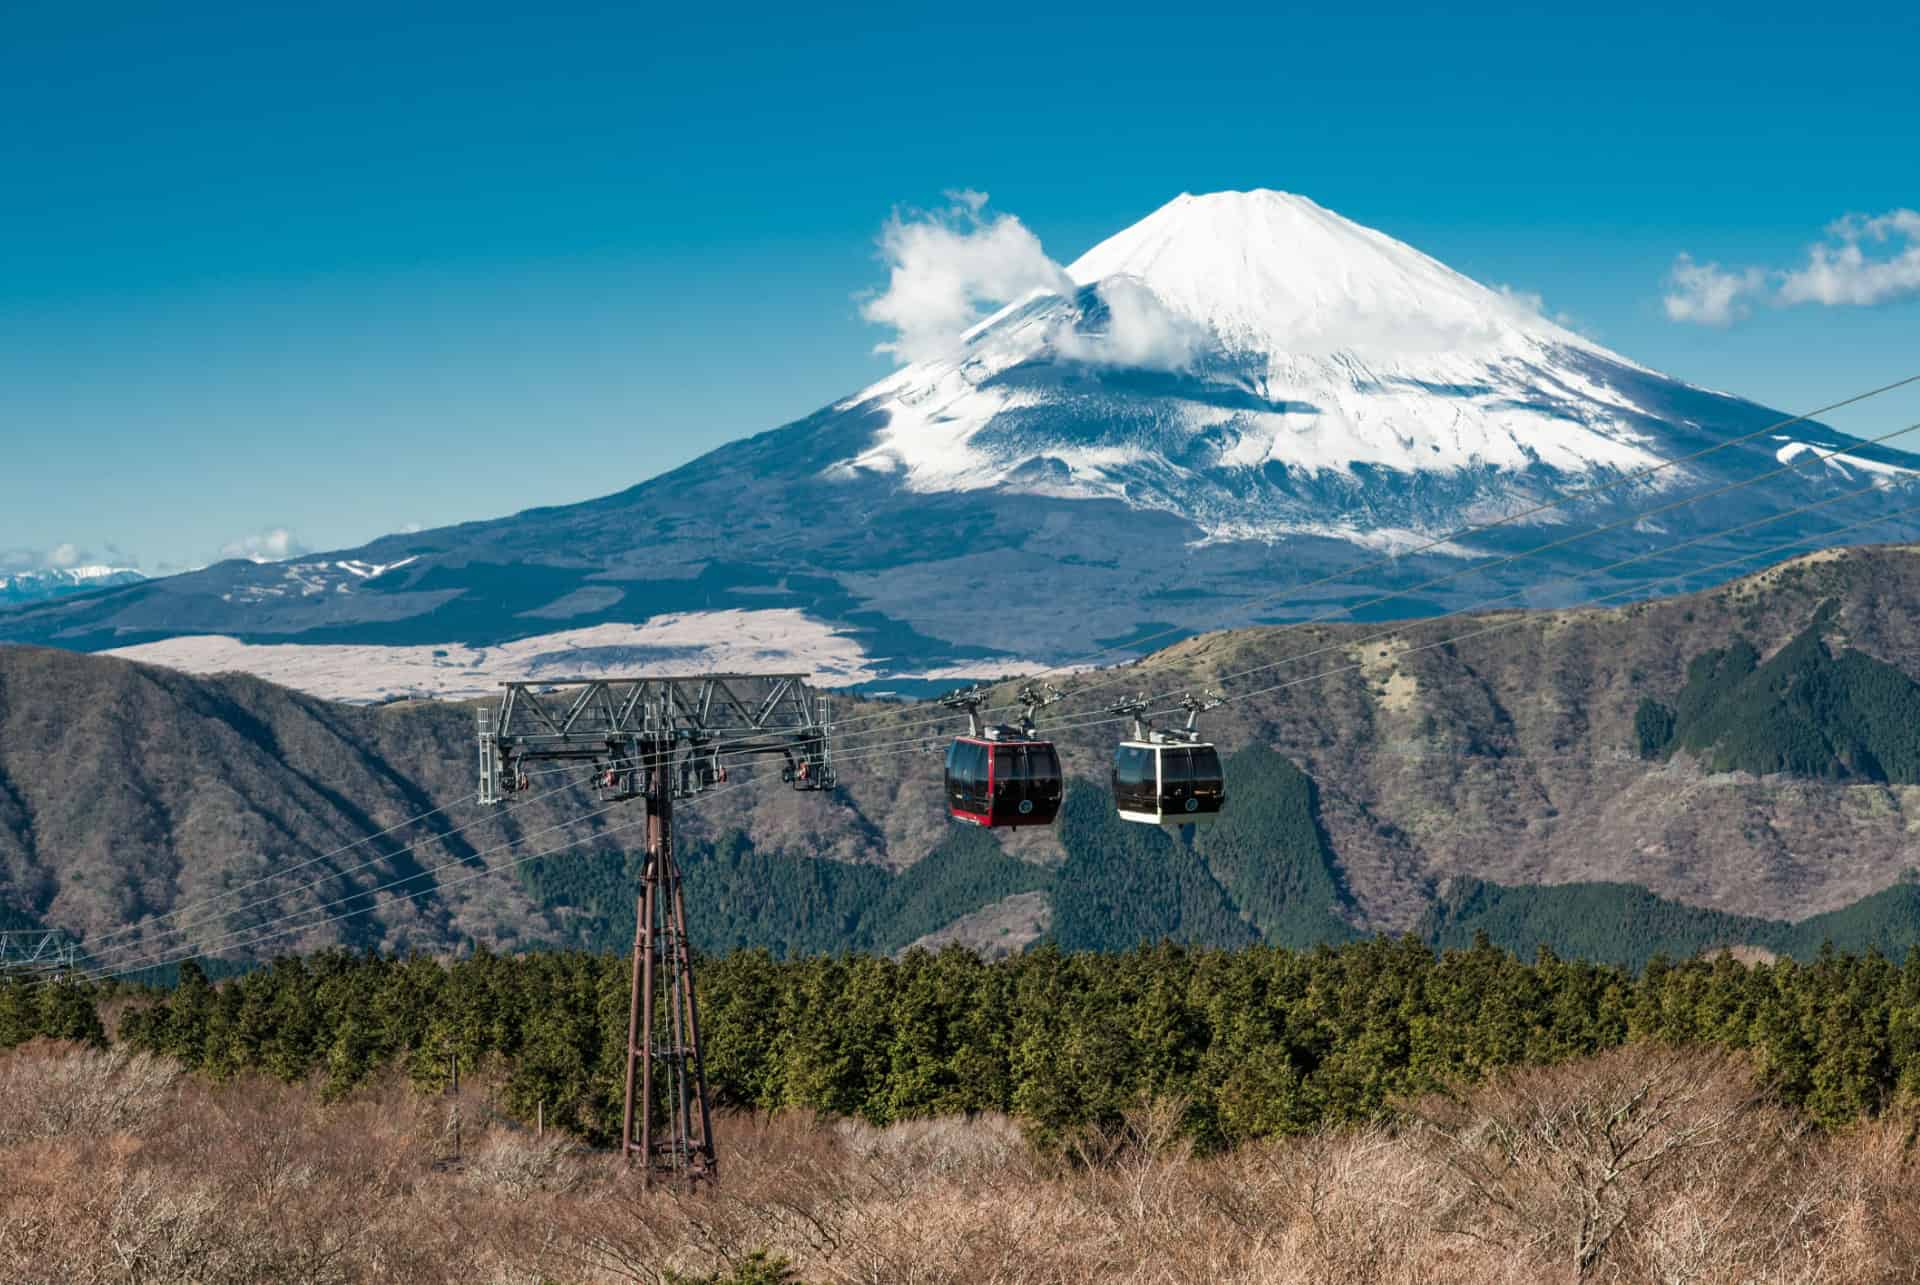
[474,673,836,1188]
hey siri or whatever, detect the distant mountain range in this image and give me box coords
[0,565,144,608]
[3,190,1916,702]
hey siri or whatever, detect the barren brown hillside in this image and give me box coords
[6,542,1920,962]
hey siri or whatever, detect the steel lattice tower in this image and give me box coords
[477,675,833,1186]
[624,762,716,1182]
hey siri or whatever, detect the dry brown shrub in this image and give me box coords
[5,1039,1920,1285]
[0,1037,181,1144]
[465,1127,584,1197]
[1402,1043,1916,1284]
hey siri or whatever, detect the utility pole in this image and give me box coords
[477,675,835,1187]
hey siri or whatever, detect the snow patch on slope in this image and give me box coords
[0,566,145,602]
[1773,439,1915,481]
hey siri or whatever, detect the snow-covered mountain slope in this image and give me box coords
[4,190,1917,698]
[835,190,1875,542]
[0,566,145,609]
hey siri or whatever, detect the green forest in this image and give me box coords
[518,740,1920,968]
[519,746,1356,957]
[1636,602,1920,780]
[1424,877,1920,971]
[8,937,1920,1153]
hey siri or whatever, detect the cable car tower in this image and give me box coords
[0,930,79,979]
[477,675,835,1186]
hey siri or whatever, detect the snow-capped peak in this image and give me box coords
[1065,189,1589,360]
[824,189,1737,541]
[0,564,146,605]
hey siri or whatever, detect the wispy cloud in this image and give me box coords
[1662,254,1767,326]
[861,190,1207,372]
[1664,209,1920,325]
[1052,275,1210,371]
[861,191,1073,364]
[1777,209,1920,307]
[1495,283,1587,334]
[0,542,134,573]
[220,528,309,562]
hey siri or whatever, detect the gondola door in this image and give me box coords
[1113,741,1160,824]
[990,741,1064,827]
[945,738,992,824]
[1161,744,1226,822]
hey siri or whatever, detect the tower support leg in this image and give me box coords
[622,757,718,1186]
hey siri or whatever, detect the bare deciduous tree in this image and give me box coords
[3,1040,1917,1285]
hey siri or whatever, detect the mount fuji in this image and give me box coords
[7,191,1917,701]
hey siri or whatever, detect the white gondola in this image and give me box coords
[1109,692,1227,827]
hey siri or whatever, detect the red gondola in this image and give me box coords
[941,684,1065,828]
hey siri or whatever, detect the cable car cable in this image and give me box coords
[74,749,681,959]
[65,752,675,971]
[55,495,1920,991]
[452,381,1920,781]
[698,430,1920,776]
[63,441,1920,971]
[494,372,1920,762]
[40,390,1920,978]
[844,411,1920,749]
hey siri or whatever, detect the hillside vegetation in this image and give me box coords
[1636,602,1920,779]
[9,543,1920,969]
[1425,878,1920,970]
[8,1036,1919,1284]
[11,931,1920,1281]
[3,936,1909,1146]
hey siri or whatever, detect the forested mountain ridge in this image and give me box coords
[6,541,1920,969]
[1633,600,1920,781]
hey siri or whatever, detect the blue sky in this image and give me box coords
[4,0,1918,572]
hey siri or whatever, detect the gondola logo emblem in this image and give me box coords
[1018,799,1034,815]
[1184,797,1199,812]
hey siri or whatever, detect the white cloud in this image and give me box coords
[861,192,1074,364]
[1496,283,1547,316]
[0,543,127,573]
[1778,208,1920,307]
[861,191,1209,372]
[1665,209,1920,324]
[1052,276,1208,372]
[1494,283,1588,335]
[944,187,990,214]
[220,528,309,563]
[1662,253,1766,326]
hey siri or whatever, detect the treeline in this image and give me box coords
[1425,877,1920,971]
[8,935,1920,1150]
